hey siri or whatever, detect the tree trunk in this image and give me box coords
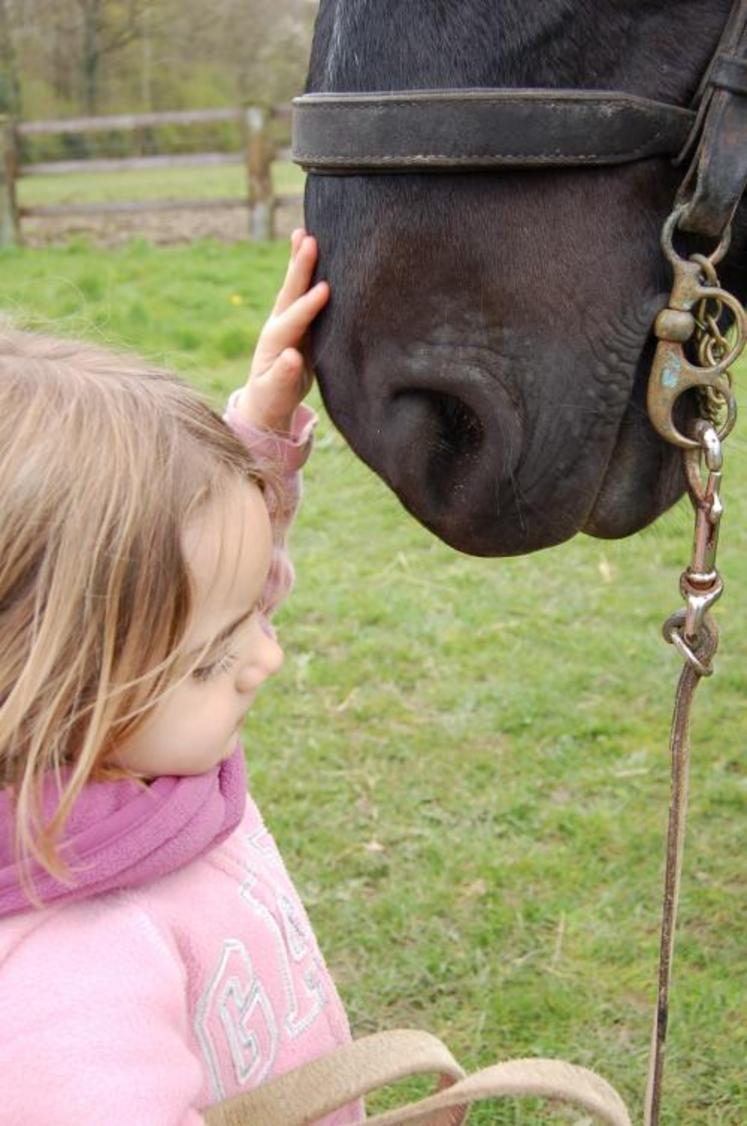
[0,0,22,117]
[81,0,102,114]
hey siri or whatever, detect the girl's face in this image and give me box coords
[113,479,284,778]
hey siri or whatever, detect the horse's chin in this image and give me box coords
[581,409,686,541]
[376,381,687,557]
[320,360,688,558]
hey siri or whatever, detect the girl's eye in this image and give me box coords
[192,649,239,683]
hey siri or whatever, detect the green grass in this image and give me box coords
[17,161,304,208]
[1,240,745,1125]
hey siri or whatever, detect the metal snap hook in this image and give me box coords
[648,208,745,449]
[692,419,723,472]
[660,204,733,270]
[662,610,718,677]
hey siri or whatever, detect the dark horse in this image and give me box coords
[302,0,746,557]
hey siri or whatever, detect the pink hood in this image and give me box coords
[0,744,246,917]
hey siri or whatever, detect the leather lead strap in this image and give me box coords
[677,0,747,237]
[643,621,719,1126]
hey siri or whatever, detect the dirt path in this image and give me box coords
[22,201,303,249]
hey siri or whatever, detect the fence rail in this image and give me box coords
[16,107,244,135]
[23,152,245,177]
[20,198,250,219]
[0,104,300,245]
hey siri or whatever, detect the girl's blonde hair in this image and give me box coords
[0,328,263,881]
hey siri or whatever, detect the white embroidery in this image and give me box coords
[195,938,278,1100]
[246,825,278,863]
[278,892,310,962]
[193,826,331,1099]
[240,871,328,1040]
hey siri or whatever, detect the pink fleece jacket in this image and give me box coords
[0,399,360,1125]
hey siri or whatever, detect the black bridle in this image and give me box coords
[293,0,747,241]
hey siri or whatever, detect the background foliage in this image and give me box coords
[1,0,315,160]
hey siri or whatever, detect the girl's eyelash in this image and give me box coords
[192,649,239,683]
[191,606,261,682]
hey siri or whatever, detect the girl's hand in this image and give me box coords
[236,229,330,433]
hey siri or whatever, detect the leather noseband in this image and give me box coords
[293,0,747,241]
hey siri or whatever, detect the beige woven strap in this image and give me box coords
[203,1030,631,1126]
[204,1029,466,1126]
[364,1057,631,1126]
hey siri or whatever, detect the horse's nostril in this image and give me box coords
[394,388,483,457]
[389,388,485,504]
[439,391,484,455]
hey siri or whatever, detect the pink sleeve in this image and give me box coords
[224,395,317,625]
[0,901,207,1125]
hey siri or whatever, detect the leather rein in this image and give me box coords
[293,4,747,1124]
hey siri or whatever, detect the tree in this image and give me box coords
[73,0,152,113]
[153,0,317,106]
[0,0,22,115]
[7,0,319,120]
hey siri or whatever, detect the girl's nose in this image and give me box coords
[235,630,284,695]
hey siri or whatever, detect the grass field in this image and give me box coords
[1,237,745,1125]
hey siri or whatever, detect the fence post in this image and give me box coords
[243,104,274,241]
[0,116,19,247]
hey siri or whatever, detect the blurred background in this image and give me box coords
[1,0,315,119]
[1,0,313,244]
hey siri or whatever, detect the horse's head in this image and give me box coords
[303,0,746,556]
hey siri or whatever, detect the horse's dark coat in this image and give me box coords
[304,0,746,556]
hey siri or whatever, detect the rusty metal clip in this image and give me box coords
[647,207,744,449]
[661,421,725,670]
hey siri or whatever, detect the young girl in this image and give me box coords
[0,231,361,1124]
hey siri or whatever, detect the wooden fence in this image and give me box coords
[0,104,301,245]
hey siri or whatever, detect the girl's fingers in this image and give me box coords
[249,280,329,378]
[274,234,308,305]
[280,236,317,306]
[272,235,319,315]
[265,281,330,351]
[276,347,305,382]
[290,228,305,258]
[245,348,313,431]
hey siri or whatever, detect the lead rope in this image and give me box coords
[644,207,746,1126]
